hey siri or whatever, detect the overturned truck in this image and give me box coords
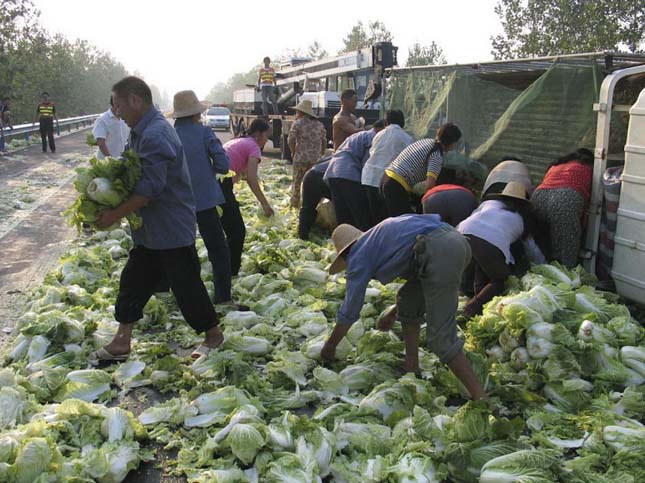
[386,52,645,302]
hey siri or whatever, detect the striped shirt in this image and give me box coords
[385,138,443,191]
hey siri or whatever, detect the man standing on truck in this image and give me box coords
[33,92,58,153]
[257,56,279,117]
[332,89,365,150]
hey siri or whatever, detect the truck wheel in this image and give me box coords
[234,119,245,138]
[281,134,292,163]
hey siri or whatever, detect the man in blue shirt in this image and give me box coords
[324,121,384,231]
[172,89,247,313]
[91,76,222,363]
[320,215,488,402]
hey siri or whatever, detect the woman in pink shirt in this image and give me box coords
[222,119,274,274]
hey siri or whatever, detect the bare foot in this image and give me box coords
[403,361,421,376]
[320,343,336,364]
[218,300,250,311]
[203,326,224,349]
[102,325,133,356]
[377,304,397,331]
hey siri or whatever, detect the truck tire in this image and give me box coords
[281,134,292,163]
[233,118,245,138]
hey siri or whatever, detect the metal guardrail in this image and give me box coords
[2,114,100,141]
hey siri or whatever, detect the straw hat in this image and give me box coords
[483,160,533,195]
[329,224,364,274]
[292,99,318,118]
[490,181,529,202]
[170,90,210,118]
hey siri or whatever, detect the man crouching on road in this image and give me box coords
[91,76,223,363]
[320,215,488,401]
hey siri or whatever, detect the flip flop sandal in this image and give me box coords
[216,302,250,312]
[89,347,129,366]
[191,344,222,359]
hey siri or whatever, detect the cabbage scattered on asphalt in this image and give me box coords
[1,159,643,482]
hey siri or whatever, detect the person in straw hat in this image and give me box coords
[323,120,385,231]
[457,181,539,320]
[287,99,327,208]
[91,76,223,364]
[172,91,249,342]
[320,214,488,402]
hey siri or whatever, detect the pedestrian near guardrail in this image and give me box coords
[0,96,12,153]
[33,91,58,153]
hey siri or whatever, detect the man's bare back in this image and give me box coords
[332,111,360,150]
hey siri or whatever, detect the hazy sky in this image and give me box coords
[34,0,502,99]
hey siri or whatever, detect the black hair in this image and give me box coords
[42,91,49,97]
[385,109,404,128]
[501,155,521,162]
[263,56,271,63]
[244,118,271,137]
[436,122,461,147]
[550,148,594,168]
[2,96,10,101]
[498,195,536,240]
[373,120,385,130]
[340,89,358,101]
[112,76,153,105]
[109,97,114,107]
[482,182,506,199]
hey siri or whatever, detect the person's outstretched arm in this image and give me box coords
[246,157,274,217]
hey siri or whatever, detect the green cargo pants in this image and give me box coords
[397,224,472,364]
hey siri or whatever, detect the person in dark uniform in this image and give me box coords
[33,92,58,153]
[298,159,331,240]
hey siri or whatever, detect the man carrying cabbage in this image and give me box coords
[320,215,488,401]
[90,76,223,363]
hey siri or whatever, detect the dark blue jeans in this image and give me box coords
[197,206,233,303]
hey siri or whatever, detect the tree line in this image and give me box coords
[1,0,139,124]
[207,2,643,105]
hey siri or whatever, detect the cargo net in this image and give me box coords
[387,59,627,183]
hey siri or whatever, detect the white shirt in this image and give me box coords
[361,124,413,187]
[92,109,130,159]
[457,200,524,263]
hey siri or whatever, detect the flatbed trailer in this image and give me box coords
[229,108,381,161]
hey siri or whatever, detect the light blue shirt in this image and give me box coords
[174,118,229,211]
[324,129,376,182]
[129,108,196,250]
[337,214,445,325]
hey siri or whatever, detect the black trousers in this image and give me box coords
[39,118,55,152]
[219,178,246,276]
[381,175,417,217]
[364,185,387,227]
[115,245,218,334]
[197,206,232,303]
[298,168,330,239]
[328,178,371,231]
[463,235,511,317]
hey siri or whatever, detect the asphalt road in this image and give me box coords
[0,126,253,483]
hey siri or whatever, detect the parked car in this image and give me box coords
[203,106,231,130]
